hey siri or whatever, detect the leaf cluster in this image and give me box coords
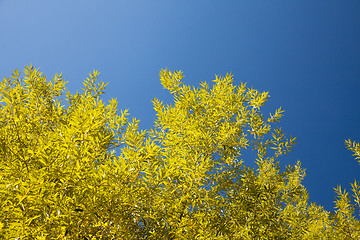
[0,66,359,239]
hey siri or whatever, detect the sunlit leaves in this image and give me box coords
[0,66,359,239]
[0,66,129,238]
[346,139,360,161]
[267,107,284,123]
[159,68,184,94]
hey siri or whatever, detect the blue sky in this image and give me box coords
[1,0,359,211]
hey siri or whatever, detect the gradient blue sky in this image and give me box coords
[1,0,359,212]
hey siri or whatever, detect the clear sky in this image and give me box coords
[1,0,359,212]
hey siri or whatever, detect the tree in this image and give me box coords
[0,65,358,239]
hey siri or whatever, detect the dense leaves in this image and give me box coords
[0,66,359,239]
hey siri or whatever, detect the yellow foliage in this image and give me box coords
[0,65,358,239]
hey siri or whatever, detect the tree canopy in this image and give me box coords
[0,65,359,239]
